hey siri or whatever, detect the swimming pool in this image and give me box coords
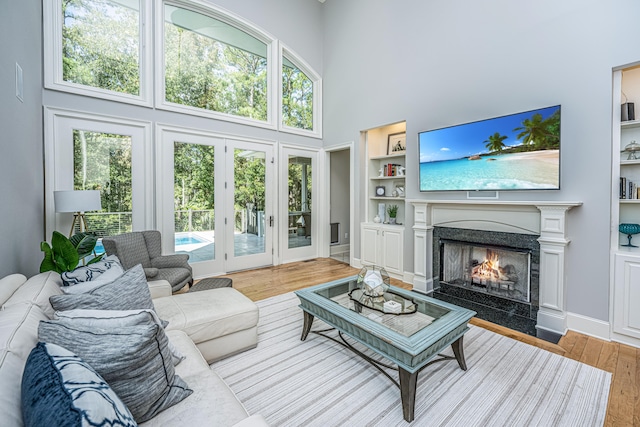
[94,233,210,254]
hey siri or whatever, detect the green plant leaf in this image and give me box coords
[39,241,56,273]
[52,231,80,272]
[72,232,98,259]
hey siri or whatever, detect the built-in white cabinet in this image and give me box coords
[611,64,640,347]
[612,253,640,342]
[360,121,406,278]
[361,224,404,276]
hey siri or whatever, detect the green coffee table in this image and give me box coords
[295,277,476,422]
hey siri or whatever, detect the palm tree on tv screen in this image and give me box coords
[484,132,508,153]
[513,112,559,150]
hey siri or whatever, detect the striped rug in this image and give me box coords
[211,292,611,426]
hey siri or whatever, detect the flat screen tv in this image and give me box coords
[418,105,561,192]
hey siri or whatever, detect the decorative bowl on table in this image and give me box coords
[619,223,640,247]
[357,266,390,298]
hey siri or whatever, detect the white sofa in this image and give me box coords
[0,271,268,426]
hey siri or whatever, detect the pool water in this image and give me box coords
[94,233,208,255]
[175,235,207,246]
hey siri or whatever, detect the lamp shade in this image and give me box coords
[54,190,102,213]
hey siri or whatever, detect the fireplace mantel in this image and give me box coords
[409,199,582,336]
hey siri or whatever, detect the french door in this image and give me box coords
[280,146,318,262]
[158,128,274,277]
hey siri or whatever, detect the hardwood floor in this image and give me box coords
[221,258,634,426]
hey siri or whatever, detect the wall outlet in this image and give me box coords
[15,63,24,102]
[344,232,348,239]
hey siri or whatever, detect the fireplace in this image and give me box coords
[433,227,540,336]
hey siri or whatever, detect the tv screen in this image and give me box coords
[418,105,561,192]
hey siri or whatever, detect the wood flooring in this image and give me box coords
[218,258,635,426]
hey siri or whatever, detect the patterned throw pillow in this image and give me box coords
[54,309,185,365]
[38,319,192,423]
[21,342,136,427]
[61,255,123,287]
[50,264,154,312]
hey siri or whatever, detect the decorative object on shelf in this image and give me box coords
[378,167,384,177]
[378,203,386,222]
[395,185,405,197]
[397,166,406,176]
[392,189,398,197]
[619,223,640,247]
[622,140,640,160]
[387,204,399,224]
[375,186,385,196]
[373,215,381,223]
[356,265,390,300]
[622,101,635,122]
[387,132,406,155]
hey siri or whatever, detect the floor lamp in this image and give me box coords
[54,190,102,237]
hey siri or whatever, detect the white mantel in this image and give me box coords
[409,199,582,336]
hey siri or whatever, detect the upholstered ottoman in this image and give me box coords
[153,288,259,363]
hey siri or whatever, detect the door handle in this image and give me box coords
[269,215,274,227]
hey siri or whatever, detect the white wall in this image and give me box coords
[321,0,640,323]
[0,0,44,277]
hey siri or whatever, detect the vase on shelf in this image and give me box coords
[619,223,640,247]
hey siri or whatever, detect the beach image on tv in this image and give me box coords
[419,105,560,191]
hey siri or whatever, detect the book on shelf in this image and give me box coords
[382,163,402,177]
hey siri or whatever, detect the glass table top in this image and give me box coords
[311,279,451,337]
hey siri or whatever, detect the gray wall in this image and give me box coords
[321,0,640,322]
[330,149,350,246]
[0,0,43,277]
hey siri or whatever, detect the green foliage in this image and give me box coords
[513,110,560,151]
[164,21,267,121]
[40,231,101,274]
[387,205,399,218]
[62,0,140,95]
[484,132,508,153]
[282,64,313,130]
[73,130,132,236]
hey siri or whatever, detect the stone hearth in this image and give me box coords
[409,200,581,339]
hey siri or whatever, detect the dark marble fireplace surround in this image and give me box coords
[432,226,540,337]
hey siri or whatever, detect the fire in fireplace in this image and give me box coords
[440,240,531,303]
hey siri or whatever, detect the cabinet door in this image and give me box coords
[361,226,380,266]
[381,228,403,274]
[613,253,640,339]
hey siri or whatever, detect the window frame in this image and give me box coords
[279,43,323,139]
[155,0,279,130]
[44,107,154,238]
[43,0,153,107]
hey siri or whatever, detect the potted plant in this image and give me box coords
[387,205,399,224]
[40,231,102,273]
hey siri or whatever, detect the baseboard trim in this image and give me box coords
[566,312,610,341]
[330,244,349,256]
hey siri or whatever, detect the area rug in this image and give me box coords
[211,292,611,426]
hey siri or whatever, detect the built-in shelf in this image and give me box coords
[621,119,640,129]
[621,160,640,165]
[370,152,406,161]
[620,200,640,204]
[370,176,405,180]
[370,196,405,201]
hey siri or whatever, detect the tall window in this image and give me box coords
[282,57,313,131]
[73,130,133,236]
[280,46,322,138]
[163,4,268,121]
[61,0,141,96]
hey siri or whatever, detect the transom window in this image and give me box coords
[44,0,322,137]
[163,4,268,121]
